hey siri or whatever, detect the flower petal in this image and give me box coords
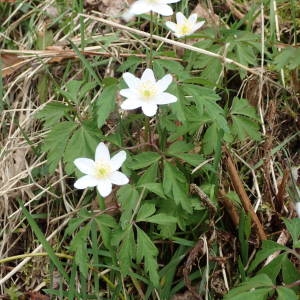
[165,21,177,33]
[176,12,186,24]
[193,21,205,32]
[110,150,127,171]
[110,171,129,185]
[74,175,98,189]
[123,72,140,89]
[155,92,177,104]
[296,202,300,218]
[152,4,173,16]
[188,13,198,24]
[141,68,156,83]
[121,99,142,110]
[97,179,112,197]
[156,74,172,93]
[119,88,138,99]
[163,0,181,3]
[141,103,158,116]
[95,142,110,162]
[74,158,95,175]
[129,1,151,15]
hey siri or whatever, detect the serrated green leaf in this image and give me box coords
[64,121,100,174]
[231,115,261,141]
[117,185,140,229]
[42,121,77,173]
[96,84,118,128]
[202,122,218,155]
[128,152,161,170]
[230,97,259,120]
[65,80,83,103]
[137,162,158,185]
[281,254,300,285]
[140,182,166,199]
[224,288,273,300]
[276,287,298,300]
[95,215,117,249]
[167,141,193,155]
[136,226,159,287]
[118,228,135,276]
[274,47,300,70]
[257,254,286,282]
[163,161,192,212]
[69,224,91,278]
[35,102,71,128]
[136,203,156,221]
[117,56,141,73]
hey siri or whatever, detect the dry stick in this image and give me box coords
[224,148,267,241]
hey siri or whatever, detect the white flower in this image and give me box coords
[120,68,177,117]
[129,0,180,17]
[166,12,205,38]
[74,143,129,197]
[296,202,300,218]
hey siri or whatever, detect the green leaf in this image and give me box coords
[163,161,192,212]
[117,185,140,229]
[95,214,117,249]
[35,102,71,128]
[140,183,166,199]
[136,203,156,221]
[274,47,300,70]
[281,254,300,285]
[143,213,177,225]
[223,274,273,299]
[202,122,218,155]
[69,224,91,278]
[167,141,193,155]
[136,226,159,287]
[230,97,259,119]
[96,84,118,128]
[231,115,261,141]
[128,152,161,170]
[283,218,300,248]
[118,228,136,276]
[117,56,141,73]
[276,287,298,300]
[64,121,100,174]
[137,162,158,185]
[248,240,288,273]
[42,121,77,173]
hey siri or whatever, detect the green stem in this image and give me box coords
[148,11,154,68]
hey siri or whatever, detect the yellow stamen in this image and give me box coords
[95,161,111,179]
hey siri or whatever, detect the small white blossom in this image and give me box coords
[166,12,205,38]
[120,68,177,117]
[296,202,300,218]
[74,143,129,197]
[129,0,180,17]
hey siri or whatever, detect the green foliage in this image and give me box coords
[274,47,300,70]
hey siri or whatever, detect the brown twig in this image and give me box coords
[224,147,267,241]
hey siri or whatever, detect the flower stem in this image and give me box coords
[148,11,154,68]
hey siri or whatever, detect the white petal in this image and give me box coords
[74,175,98,189]
[74,158,95,175]
[157,74,172,93]
[163,0,180,3]
[176,12,186,24]
[165,21,177,33]
[110,151,127,171]
[193,21,205,32]
[129,1,151,15]
[123,72,140,89]
[141,68,156,83]
[155,92,177,104]
[95,142,110,162]
[296,202,300,218]
[121,10,134,22]
[119,88,138,99]
[152,4,173,16]
[110,171,129,185]
[141,103,158,116]
[188,13,198,24]
[121,99,142,110]
[97,179,112,197]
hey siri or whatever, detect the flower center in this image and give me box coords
[95,161,111,179]
[139,81,157,101]
[178,23,192,35]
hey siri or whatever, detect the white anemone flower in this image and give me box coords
[120,68,177,117]
[166,12,205,38]
[74,142,129,197]
[129,0,180,17]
